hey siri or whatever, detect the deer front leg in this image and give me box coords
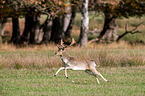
[65,67,72,78]
[54,67,65,76]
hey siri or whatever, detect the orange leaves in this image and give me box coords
[2,0,5,4]
[95,0,145,18]
[0,0,72,18]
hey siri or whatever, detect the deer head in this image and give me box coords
[55,38,76,56]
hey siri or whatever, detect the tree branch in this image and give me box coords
[116,22,143,42]
[88,38,99,44]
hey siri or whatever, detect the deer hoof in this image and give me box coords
[66,77,68,79]
[54,75,56,77]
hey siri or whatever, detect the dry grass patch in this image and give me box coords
[0,43,57,52]
[0,42,145,69]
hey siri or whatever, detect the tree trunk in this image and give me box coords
[64,12,76,41]
[62,14,71,40]
[64,1,77,41]
[61,0,72,42]
[20,15,31,44]
[0,18,6,44]
[98,13,117,42]
[0,18,7,36]
[10,17,20,44]
[50,16,63,43]
[29,15,40,44]
[102,18,118,42]
[0,20,2,44]
[0,33,2,44]
[41,17,52,44]
[79,0,89,47]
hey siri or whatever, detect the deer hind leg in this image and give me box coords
[85,70,100,84]
[54,67,65,76]
[92,68,108,82]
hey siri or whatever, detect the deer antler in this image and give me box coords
[58,38,76,48]
[60,39,66,47]
[57,39,65,48]
[69,38,76,46]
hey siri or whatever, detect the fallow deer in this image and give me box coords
[54,38,108,84]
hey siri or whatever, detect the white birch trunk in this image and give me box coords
[79,0,89,47]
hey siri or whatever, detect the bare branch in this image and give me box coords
[69,38,76,46]
[88,38,99,44]
[125,24,128,32]
[130,31,142,34]
[117,22,143,42]
[131,22,143,32]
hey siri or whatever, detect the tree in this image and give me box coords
[79,0,89,47]
[50,16,63,43]
[62,0,72,41]
[9,1,21,44]
[97,2,118,42]
[29,14,40,44]
[1,0,145,45]
[0,0,64,44]
[0,18,7,44]
[10,17,20,44]
[50,0,77,44]
[64,0,77,43]
[89,0,145,43]
[0,0,79,45]
[41,16,52,44]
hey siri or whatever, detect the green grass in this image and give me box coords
[0,66,144,96]
[0,44,145,95]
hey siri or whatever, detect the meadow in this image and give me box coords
[0,43,145,96]
[0,64,145,96]
[0,13,145,95]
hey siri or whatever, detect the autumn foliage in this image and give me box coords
[0,0,145,45]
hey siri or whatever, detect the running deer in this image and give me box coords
[54,38,108,84]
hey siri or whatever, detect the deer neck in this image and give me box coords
[60,52,69,64]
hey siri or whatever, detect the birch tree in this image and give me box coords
[79,0,89,47]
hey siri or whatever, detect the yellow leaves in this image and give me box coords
[102,0,120,5]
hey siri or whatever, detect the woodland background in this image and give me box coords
[0,0,145,47]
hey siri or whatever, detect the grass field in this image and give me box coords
[0,66,144,96]
[0,43,145,96]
